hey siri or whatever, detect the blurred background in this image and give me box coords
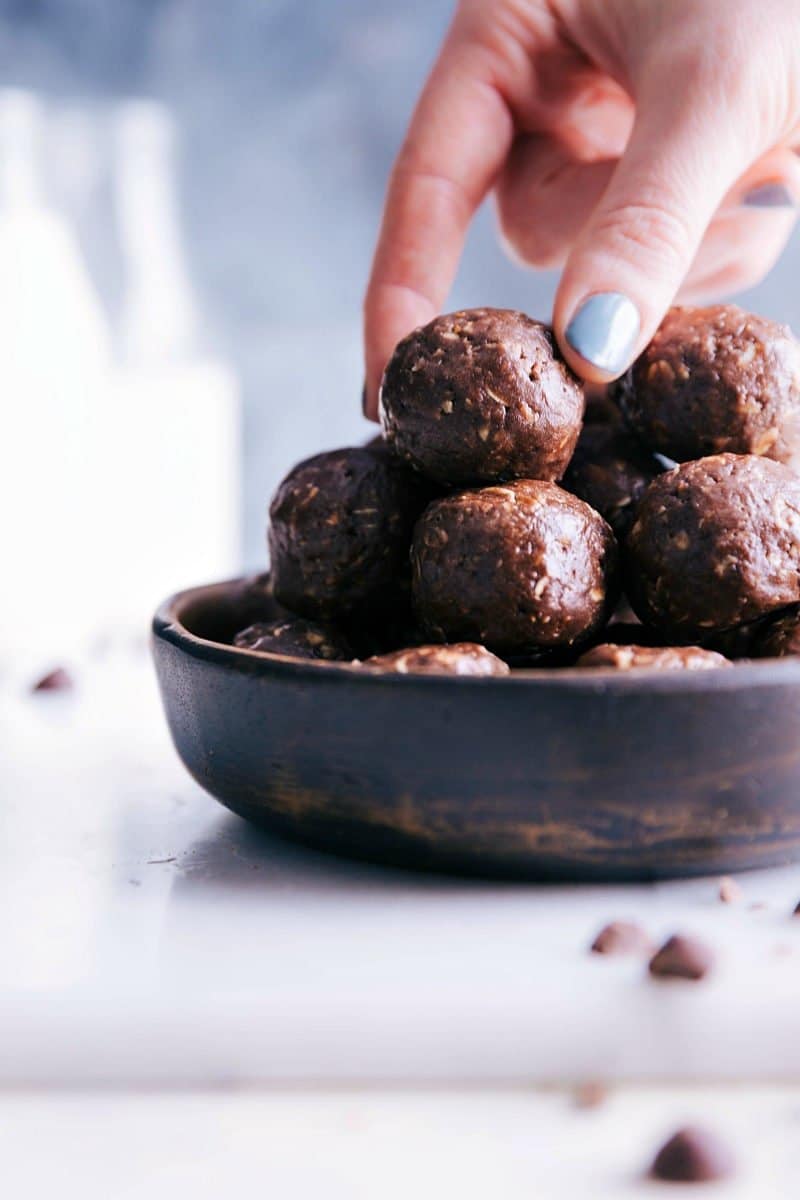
[2,0,800,671]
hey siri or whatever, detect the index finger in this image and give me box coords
[363,33,514,418]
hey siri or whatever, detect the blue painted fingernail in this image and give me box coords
[742,182,795,208]
[565,292,640,374]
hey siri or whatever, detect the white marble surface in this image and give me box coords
[4,1087,800,1198]
[2,653,800,1086]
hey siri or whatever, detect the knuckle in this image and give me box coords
[591,197,696,273]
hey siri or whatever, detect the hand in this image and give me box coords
[363,0,800,418]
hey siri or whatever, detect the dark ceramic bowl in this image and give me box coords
[152,577,800,881]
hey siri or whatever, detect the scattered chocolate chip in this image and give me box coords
[573,1081,608,1110]
[591,920,652,955]
[650,1126,735,1183]
[648,935,714,981]
[31,667,74,693]
[718,876,743,904]
[793,900,800,916]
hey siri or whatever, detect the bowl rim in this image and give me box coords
[152,576,800,694]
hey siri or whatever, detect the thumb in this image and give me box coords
[553,80,757,381]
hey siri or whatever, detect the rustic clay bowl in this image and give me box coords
[152,576,800,881]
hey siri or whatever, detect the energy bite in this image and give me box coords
[626,454,800,640]
[616,304,800,464]
[230,570,286,629]
[412,480,618,655]
[234,618,353,662]
[703,616,768,661]
[583,384,622,426]
[269,445,432,622]
[751,603,800,658]
[593,622,665,648]
[363,643,509,677]
[562,422,661,538]
[381,308,584,486]
[577,643,729,670]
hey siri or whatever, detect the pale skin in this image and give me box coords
[363,0,800,419]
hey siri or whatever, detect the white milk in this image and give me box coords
[105,100,240,640]
[0,90,111,674]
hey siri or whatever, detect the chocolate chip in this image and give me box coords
[650,1126,735,1183]
[648,935,714,981]
[793,900,800,916]
[718,876,743,903]
[31,667,74,693]
[573,1081,608,1110]
[591,920,652,955]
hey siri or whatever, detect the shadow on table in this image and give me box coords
[172,810,527,897]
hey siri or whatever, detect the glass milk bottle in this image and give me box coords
[0,90,111,675]
[106,100,240,639]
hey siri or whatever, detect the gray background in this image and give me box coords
[2,0,798,567]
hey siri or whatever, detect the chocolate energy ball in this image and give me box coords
[269,445,432,622]
[752,603,800,658]
[702,616,769,661]
[626,454,800,640]
[590,622,666,648]
[380,308,584,486]
[363,643,509,677]
[584,386,622,426]
[234,618,353,662]
[616,304,800,464]
[230,570,285,630]
[412,480,618,655]
[577,643,730,671]
[562,422,662,538]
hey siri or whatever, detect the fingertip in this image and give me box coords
[363,280,438,423]
[557,291,641,383]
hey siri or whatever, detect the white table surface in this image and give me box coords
[4,1086,800,1199]
[2,651,800,1087]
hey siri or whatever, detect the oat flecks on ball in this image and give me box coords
[412,480,618,655]
[626,453,800,640]
[363,643,509,677]
[752,602,800,659]
[616,304,800,464]
[268,445,433,622]
[577,643,730,671]
[562,422,662,538]
[234,618,354,662]
[380,308,584,486]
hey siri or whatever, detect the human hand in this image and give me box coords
[363,0,800,418]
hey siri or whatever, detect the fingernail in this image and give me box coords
[565,292,640,374]
[742,182,795,208]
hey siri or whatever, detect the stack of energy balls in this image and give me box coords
[235,304,800,675]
